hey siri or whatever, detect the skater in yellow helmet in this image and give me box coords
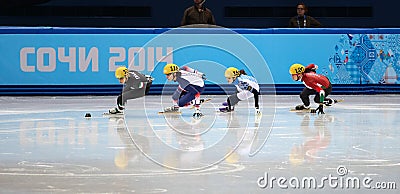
[220,67,261,115]
[289,63,338,114]
[108,66,153,114]
[162,63,206,118]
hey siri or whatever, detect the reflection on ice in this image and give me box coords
[0,95,399,193]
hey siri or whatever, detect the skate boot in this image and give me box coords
[255,107,261,115]
[109,107,123,114]
[199,98,206,104]
[219,102,234,113]
[192,101,203,118]
[219,107,234,113]
[163,106,180,113]
[323,99,334,106]
[193,109,204,119]
[255,108,262,124]
[189,98,208,109]
[295,104,310,110]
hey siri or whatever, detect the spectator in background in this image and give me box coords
[181,0,216,26]
[289,2,321,28]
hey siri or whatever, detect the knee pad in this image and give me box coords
[228,94,240,107]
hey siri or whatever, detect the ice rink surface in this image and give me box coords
[0,95,399,193]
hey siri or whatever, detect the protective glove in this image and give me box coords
[315,104,325,114]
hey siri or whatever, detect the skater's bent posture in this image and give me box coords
[109,66,153,114]
[219,67,261,115]
[289,63,335,114]
[162,63,206,118]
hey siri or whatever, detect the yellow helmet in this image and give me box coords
[289,63,305,75]
[163,63,179,75]
[224,67,240,78]
[115,66,128,79]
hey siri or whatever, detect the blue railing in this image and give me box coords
[1,27,400,34]
[2,84,400,96]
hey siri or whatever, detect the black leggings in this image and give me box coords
[227,89,260,110]
[116,82,152,110]
[300,85,332,106]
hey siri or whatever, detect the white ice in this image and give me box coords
[0,95,399,193]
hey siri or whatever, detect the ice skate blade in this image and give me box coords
[103,112,124,117]
[289,108,315,113]
[158,111,182,115]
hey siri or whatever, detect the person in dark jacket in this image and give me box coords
[181,0,216,26]
[289,2,321,28]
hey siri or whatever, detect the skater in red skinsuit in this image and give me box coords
[289,63,335,114]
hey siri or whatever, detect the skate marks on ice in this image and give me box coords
[0,96,248,193]
[122,95,275,170]
[0,95,399,193]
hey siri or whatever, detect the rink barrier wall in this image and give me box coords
[1,27,400,95]
[2,84,400,96]
[1,27,400,34]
